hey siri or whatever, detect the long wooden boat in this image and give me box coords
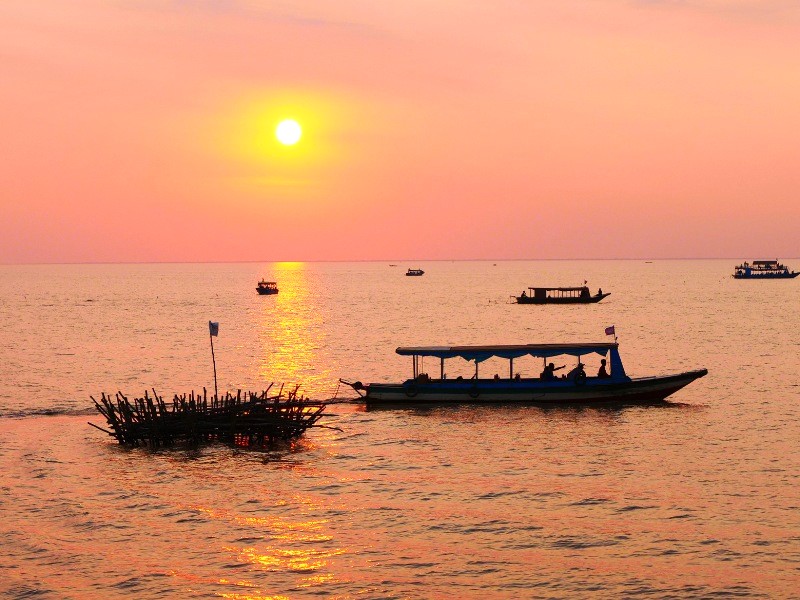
[342,342,706,405]
[516,286,609,304]
[406,268,425,276]
[733,260,799,279]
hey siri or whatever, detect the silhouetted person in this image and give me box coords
[597,359,610,378]
[567,362,585,380]
[540,362,564,381]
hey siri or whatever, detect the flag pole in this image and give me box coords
[209,321,218,400]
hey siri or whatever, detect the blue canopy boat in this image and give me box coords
[733,260,798,279]
[342,342,706,405]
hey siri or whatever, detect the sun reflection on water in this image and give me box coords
[218,594,289,600]
[257,262,335,398]
[226,545,346,573]
[189,491,346,595]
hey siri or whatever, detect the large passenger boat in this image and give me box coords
[342,342,706,405]
[733,260,798,279]
[406,268,425,276]
[515,286,609,304]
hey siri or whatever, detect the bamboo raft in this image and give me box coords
[90,384,327,448]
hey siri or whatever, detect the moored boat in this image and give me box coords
[342,342,706,405]
[733,260,799,279]
[515,286,609,304]
[256,279,279,295]
[406,268,425,276]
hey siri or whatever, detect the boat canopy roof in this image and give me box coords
[396,343,617,362]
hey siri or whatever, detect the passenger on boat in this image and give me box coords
[540,363,564,381]
[598,288,603,296]
[493,374,500,380]
[567,362,585,380]
[514,373,521,381]
[597,359,610,378]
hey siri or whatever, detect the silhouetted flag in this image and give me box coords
[209,321,219,337]
[605,325,615,336]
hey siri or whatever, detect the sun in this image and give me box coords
[276,119,302,145]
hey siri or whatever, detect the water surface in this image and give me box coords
[0,260,798,598]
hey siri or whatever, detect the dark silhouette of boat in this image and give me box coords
[515,286,609,304]
[341,342,706,405]
[406,268,425,276]
[733,260,799,279]
[256,280,279,295]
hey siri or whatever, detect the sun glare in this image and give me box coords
[276,119,302,145]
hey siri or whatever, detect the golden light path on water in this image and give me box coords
[256,262,334,399]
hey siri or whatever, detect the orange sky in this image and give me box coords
[2,0,799,263]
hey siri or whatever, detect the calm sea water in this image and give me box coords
[1,260,798,598]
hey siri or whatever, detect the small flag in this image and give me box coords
[605,325,615,336]
[209,321,219,337]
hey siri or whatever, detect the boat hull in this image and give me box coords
[733,272,799,279]
[256,288,279,295]
[516,293,610,304]
[363,370,707,405]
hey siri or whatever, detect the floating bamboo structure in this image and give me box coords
[90,384,326,448]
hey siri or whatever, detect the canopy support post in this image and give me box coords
[509,358,514,379]
[475,360,479,380]
[440,358,444,380]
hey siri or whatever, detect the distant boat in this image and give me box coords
[515,286,609,304]
[256,279,279,295]
[389,264,398,267]
[733,260,799,279]
[341,341,706,405]
[406,268,425,276]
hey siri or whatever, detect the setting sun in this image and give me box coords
[276,119,302,145]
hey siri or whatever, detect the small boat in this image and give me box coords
[733,260,799,279]
[256,279,279,295]
[406,268,425,276]
[341,342,706,405]
[515,286,609,304]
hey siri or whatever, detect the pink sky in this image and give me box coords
[2,0,799,263]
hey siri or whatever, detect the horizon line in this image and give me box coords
[2,256,797,267]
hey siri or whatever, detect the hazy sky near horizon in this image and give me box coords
[2,0,800,263]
